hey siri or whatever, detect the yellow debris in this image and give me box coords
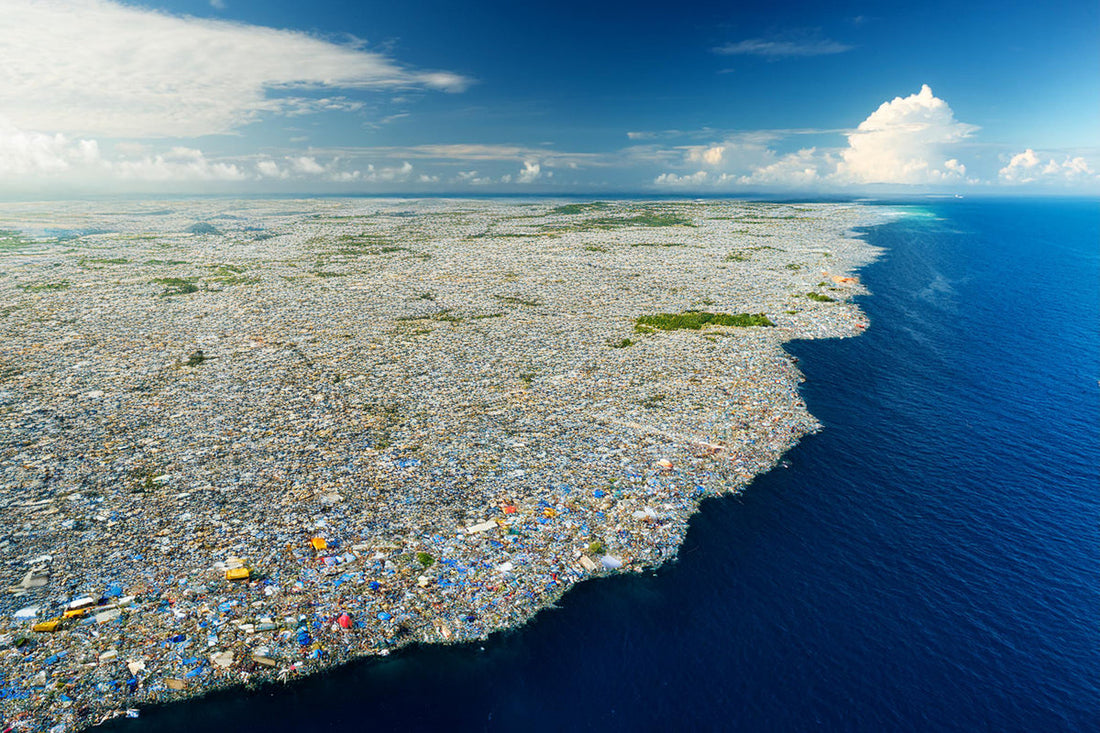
[310,537,327,551]
[62,608,88,619]
[33,619,62,633]
[225,567,251,581]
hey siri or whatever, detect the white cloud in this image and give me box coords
[278,97,366,117]
[517,160,542,183]
[713,38,853,58]
[331,170,361,182]
[455,170,495,185]
[739,148,826,186]
[362,161,413,182]
[0,0,470,139]
[209,0,226,9]
[654,170,710,186]
[649,87,980,189]
[0,121,100,175]
[688,145,726,166]
[0,118,246,183]
[999,149,1096,184]
[256,160,288,179]
[834,85,978,184]
[291,156,326,175]
[112,146,247,181]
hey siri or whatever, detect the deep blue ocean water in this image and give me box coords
[105,198,1099,732]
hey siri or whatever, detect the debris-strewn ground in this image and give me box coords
[0,198,883,730]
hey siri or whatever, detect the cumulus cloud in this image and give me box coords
[654,170,710,186]
[739,148,827,186]
[654,136,799,187]
[112,146,247,181]
[688,145,726,166]
[999,149,1096,184]
[517,160,542,183]
[290,156,326,175]
[0,118,422,187]
[0,0,470,139]
[362,161,413,182]
[651,87,980,189]
[0,121,100,176]
[713,38,853,58]
[256,160,287,179]
[835,85,978,184]
[456,170,491,185]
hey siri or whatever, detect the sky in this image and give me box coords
[1,0,1097,195]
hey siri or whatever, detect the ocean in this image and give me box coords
[104,197,1099,732]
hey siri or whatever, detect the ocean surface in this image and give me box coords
[105,198,1099,732]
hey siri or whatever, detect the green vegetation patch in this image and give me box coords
[154,276,200,296]
[543,209,694,233]
[80,257,129,266]
[805,292,836,302]
[635,310,774,331]
[606,338,635,348]
[550,202,611,216]
[203,264,256,286]
[19,281,70,292]
[0,230,36,251]
[416,552,435,569]
[584,212,694,229]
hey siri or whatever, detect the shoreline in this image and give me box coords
[0,198,887,730]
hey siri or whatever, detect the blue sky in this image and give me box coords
[1,0,1097,194]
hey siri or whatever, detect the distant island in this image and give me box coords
[0,199,882,729]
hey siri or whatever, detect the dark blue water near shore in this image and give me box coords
[109,198,1099,732]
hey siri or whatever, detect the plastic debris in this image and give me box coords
[0,198,883,729]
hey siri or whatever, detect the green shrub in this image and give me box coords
[635,311,774,330]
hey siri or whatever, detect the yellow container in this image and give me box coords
[33,619,61,633]
[310,537,327,551]
[225,567,251,581]
[62,608,88,619]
